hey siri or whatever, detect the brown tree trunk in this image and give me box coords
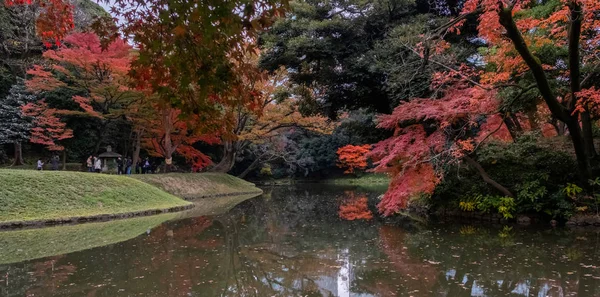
[464,155,514,197]
[502,115,521,140]
[565,117,592,180]
[12,141,25,166]
[132,129,143,171]
[498,5,592,181]
[62,149,66,170]
[581,111,596,159]
[237,158,261,179]
[211,141,237,173]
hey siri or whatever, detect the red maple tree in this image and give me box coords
[4,0,74,47]
[369,79,514,216]
[21,100,73,151]
[139,105,221,171]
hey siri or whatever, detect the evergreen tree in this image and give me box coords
[0,81,35,165]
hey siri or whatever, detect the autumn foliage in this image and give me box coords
[336,144,371,174]
[4,0,74,47]
[21,100,73,151]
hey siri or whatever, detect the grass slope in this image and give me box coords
[0,169,190,224]
[0,213,175,264]
[134,173,262,199]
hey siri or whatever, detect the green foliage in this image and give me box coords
[259,0,472,117]
[515,0,561,19]
[435,135,577,219]
[459,194,516,219]
[260,164,273,176]
[563,183,583,199]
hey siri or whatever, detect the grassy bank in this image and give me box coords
[323,174,390,185]
[0,169,191,225]
[0,213,175,264]
[134,172,263,199]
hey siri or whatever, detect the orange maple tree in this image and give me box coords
[336,144,372,174]
[442,0,600,180]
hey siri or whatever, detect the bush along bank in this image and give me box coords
[418,136,600,227]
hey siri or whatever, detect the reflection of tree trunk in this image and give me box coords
[237,158,261,179]
[464,155,514,197]
[211,141,237,173]
[12,141,25,166]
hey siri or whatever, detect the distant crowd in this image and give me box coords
[85,156,156,174]
[36,154,157,174]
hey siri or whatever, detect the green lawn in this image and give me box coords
[134,172,262,199]
[0,169,191,224]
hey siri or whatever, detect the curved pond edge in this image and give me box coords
[0,204,195,230]
[181,190,263,200]
[0,190,264,230]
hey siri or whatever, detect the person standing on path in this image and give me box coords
[117,157,124,175]
[37,158,44,170]
[51,154,59,171]
[94,157,102,173]
[86,155,93,172]
[126,157,133,175]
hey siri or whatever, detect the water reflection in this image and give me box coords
[1,185,600,296]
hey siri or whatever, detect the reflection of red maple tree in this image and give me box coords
[339,193,373,221]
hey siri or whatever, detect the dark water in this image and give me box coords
[1,185,600,297]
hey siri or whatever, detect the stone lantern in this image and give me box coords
[98,146,122,173]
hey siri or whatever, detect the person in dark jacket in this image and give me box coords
[51,154,59,170]
[126,157,133,175]
[117,157,124,175]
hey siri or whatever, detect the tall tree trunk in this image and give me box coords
[62,149,66,170]
[498,5,592,181]
[526,109,539,131]
[565,118,592,180]
[237,158,261,179]
[12,141,25,166]
[132,129,143,171]
[502,115,521,140]
[211,141,237,173]
[464,156,514,197]
[581,111,596,160]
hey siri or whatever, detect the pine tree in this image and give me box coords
[0,81,35,165]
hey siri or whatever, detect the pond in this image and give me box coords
[1,185,600,297]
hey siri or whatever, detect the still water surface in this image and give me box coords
[1,185,600,297]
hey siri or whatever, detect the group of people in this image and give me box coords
[36,154,61,171]
[85,155,154,175]
[85,155,104,173]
